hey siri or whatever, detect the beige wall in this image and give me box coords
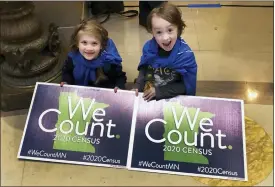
[33,1,83,27]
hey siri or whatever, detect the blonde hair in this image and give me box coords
[70,18,109,52]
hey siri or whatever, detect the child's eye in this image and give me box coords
[92,42,98,45]
[156,31,162,34]
[168,29,173,32]
[81,41,87,45]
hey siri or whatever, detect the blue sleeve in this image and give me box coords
[138,40,154,70]
[184,52,197,95]
[176,50,197,96]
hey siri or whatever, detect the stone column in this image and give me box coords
[0,1,66,111]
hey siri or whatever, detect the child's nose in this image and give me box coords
[86,45,94,51]
[163,33,170,41]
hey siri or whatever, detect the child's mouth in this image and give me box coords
[163,41,172,47]
[85,52,94,55]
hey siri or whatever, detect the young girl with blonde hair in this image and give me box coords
[61,19,126,92]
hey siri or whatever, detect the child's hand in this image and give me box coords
[60,82,67,87]
[114,87,119,93]
[131,88,139,96]
[143,87,156,101]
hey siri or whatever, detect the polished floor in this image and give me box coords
[1,1,274,186]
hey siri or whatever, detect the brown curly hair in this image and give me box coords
[70,18,109,52]
[146,2,186,37]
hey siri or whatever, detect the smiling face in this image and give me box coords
[146,3,186,52]
[151,14,178,52]
[77,31,102,60]
[70,19,109,61]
